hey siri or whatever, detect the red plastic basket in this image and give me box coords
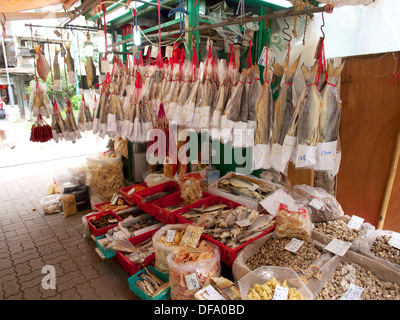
[133,181,180,214]
[173,195,276,267]
[173,195,243,224]
[120,183,148,206]
[115,228,160,275]
[86,210,123,237]
[151,191,213,224]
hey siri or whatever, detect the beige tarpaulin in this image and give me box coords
[0,0,65,13]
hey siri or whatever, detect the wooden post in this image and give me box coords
[378,128,400,229]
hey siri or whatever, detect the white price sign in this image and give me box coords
[388,233,400,250]
[272,285,289,300]
[325,238,352,257]
[284,238,304,253]
[185,273,200,290]
[347,215,364,230]
[341,284,364,300]
[166,229,176,243]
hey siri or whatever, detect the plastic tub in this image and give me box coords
[238,266,313,300]
[95,234,117,259]
[86,210,123,237]
[115,227,160,276]
[133,181,180,213]
[128,266,170,300]
[120,183,148,206]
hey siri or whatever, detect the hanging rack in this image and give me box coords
[111,5,330,48]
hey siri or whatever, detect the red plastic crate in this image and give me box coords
[151,191,213,225]
[133,181,180,214]
[115,228,160,275]
[120,183,148,206]
[173,195,243,224]
[173,196,277,267]
[86,210,123,237]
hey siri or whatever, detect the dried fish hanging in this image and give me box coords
[173,60,192,125]
[50,99,67,142]
[28,79,52,118]
[253,48,274,170]
[53,46,62,91]
[269,50,301,173]
[30,113,53,143]
[283,62,317,170]
[35,45,51,82]
[164,62,181,121]
[64,35,78,85]
[130,70,145,142]
[94,73,112,138]
[64,99,81,143]
[181,48,200,127]
[190,61,206,130]
[220,57,247,144]
[77,94,93,132]
[198,46,216,131]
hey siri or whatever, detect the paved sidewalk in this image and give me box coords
[0,125,139,299]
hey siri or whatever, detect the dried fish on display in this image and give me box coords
[85,56,97,89]
[51,100,67,143]
[210,59,228,131]
[64,99,81,143]
[28,80,52,118]
[77,94,93,132]
[53,47,62,91]
[134,266,170,298]
[253,62,274,170]
[35,45,50,82]
[64,42,77,84]
[173,61,193,125]
[314,60,345,171]
[167,240,221,300]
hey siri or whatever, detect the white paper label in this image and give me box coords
[309,199,324,210]
[388,233,400,250]
[347,215,364,230]
[325,238,352,256]
[260,188,294,216]
[249,183,259,191]
[233,122,247,148]
[199,106,211,129]
[315,141,338,171]
[272,285,289,300]
[166,229,177,243]
[165,46,173,58]
[100,60,112,74]
[151,45,158,58]
[270,143,286,173]
[285,238,304,253]
[144,45,149,56]
[295,144,317,168]
[236,219,252,227]
[127,187,136,195]
[185,273,200,290]
[204,285,226,300]
[258,47,274,67]
[341,284,364,300]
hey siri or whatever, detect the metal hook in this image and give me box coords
[283,16,292,42]
[320,11,325,39]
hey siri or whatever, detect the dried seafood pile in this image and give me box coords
[90,213,118,230]
[313,219,362,243]
[167,240,221,300]
[135,267,170,298]
[246,235,322,281]
[316,262,400,300]
[181,204,275,249]
[247,278,306,300]
[86,152,124,201]
[370,234,400,266]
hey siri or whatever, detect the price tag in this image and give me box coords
[285,238,304,253]
[204,285,226,300]
[341,284,364,300]
[249,183,259,191]
[347,215,364,230]
[166,229,177,243]
[185,273,200,290]
[325,238,352,257]
[144,45,149,56]
[206,37,213,50]
[258,47,274,67]
[309,199,324,210]
[151,45,158,58]
[127,187,136,195]
[388,233,400,250]
[110,193,119,205]
[272,285,289,300]
[236,219,252,227]
[165,46,173,58]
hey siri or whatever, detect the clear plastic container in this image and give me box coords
[238,266,314,300]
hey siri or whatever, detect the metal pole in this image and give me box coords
[0,36,15,108]
[111,5,329,47]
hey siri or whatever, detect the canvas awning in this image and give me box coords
[0,0,66,13]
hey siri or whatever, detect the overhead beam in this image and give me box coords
[4,11,73,21]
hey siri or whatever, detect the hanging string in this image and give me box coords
[388,52,399,87]
[168,0,188,33]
